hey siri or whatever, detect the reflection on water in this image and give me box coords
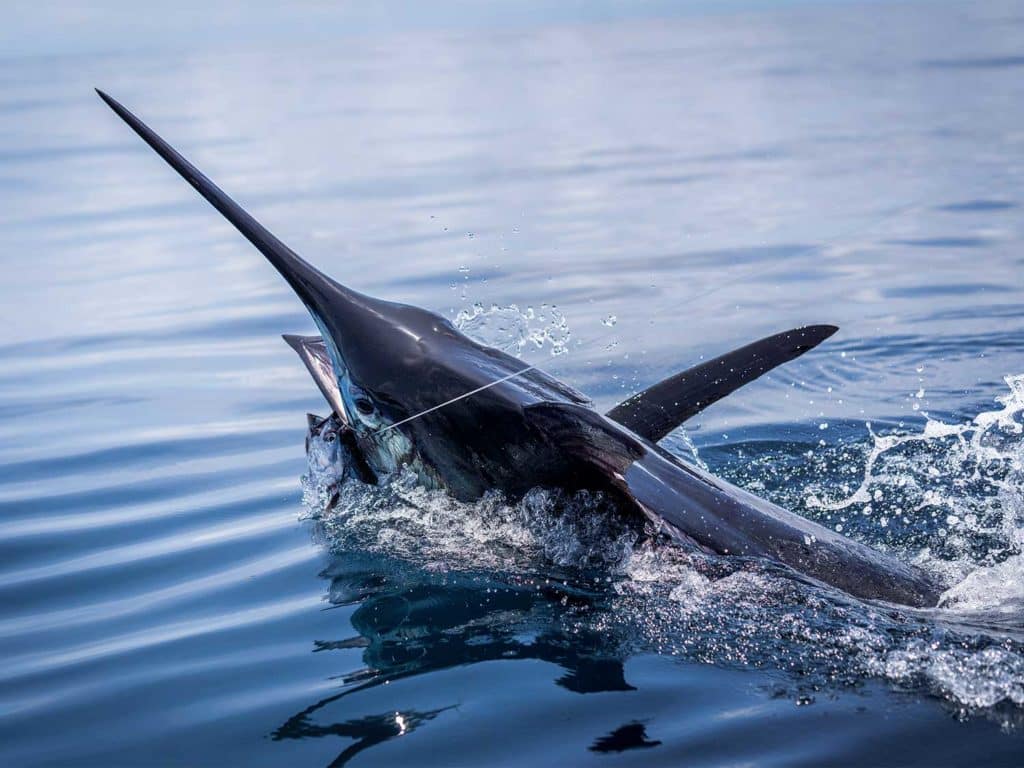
[293,396,1024,760]
[589,721,662,754]
[3,0,1024,765]
[276,505,1024,766]
[273,550,633,766]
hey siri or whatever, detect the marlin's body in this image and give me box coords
[98,90,943,608]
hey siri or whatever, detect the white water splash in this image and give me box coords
[454,302,571,357]
[303,466,637,574]
[867,641,1024,709]
[300,374,1024,720]
[803,374,1024,609]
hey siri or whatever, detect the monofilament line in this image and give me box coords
[375,364,538,434]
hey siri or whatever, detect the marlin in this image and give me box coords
[97,90,943,608]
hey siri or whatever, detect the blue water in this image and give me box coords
[3,1,1024,765]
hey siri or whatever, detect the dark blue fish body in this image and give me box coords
[98,90,943,608]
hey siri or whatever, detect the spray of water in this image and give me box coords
[799,374,1024,608]
[300,369,1024,720]
[454,302,571,357]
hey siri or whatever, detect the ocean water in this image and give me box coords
[2,1,1024,765]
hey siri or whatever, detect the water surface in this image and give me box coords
[2,1,1024,765]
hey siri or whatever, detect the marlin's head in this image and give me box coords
[266,254,456,433]
[307,288,468,433]
[279,274,572,488]
[277,270,503,481]
[96,90,581,493]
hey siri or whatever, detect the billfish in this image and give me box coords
[97,89,943,608]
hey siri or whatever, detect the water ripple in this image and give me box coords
[3,3,1024,765]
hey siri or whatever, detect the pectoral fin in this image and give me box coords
[606,325,838,442]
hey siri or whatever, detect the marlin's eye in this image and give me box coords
[323,430,337,443]
[354,398,374,416]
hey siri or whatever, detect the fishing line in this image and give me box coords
[375,364,538,434]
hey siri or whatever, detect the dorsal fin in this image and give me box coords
[606,325,838,442]
[282,334,348,424]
